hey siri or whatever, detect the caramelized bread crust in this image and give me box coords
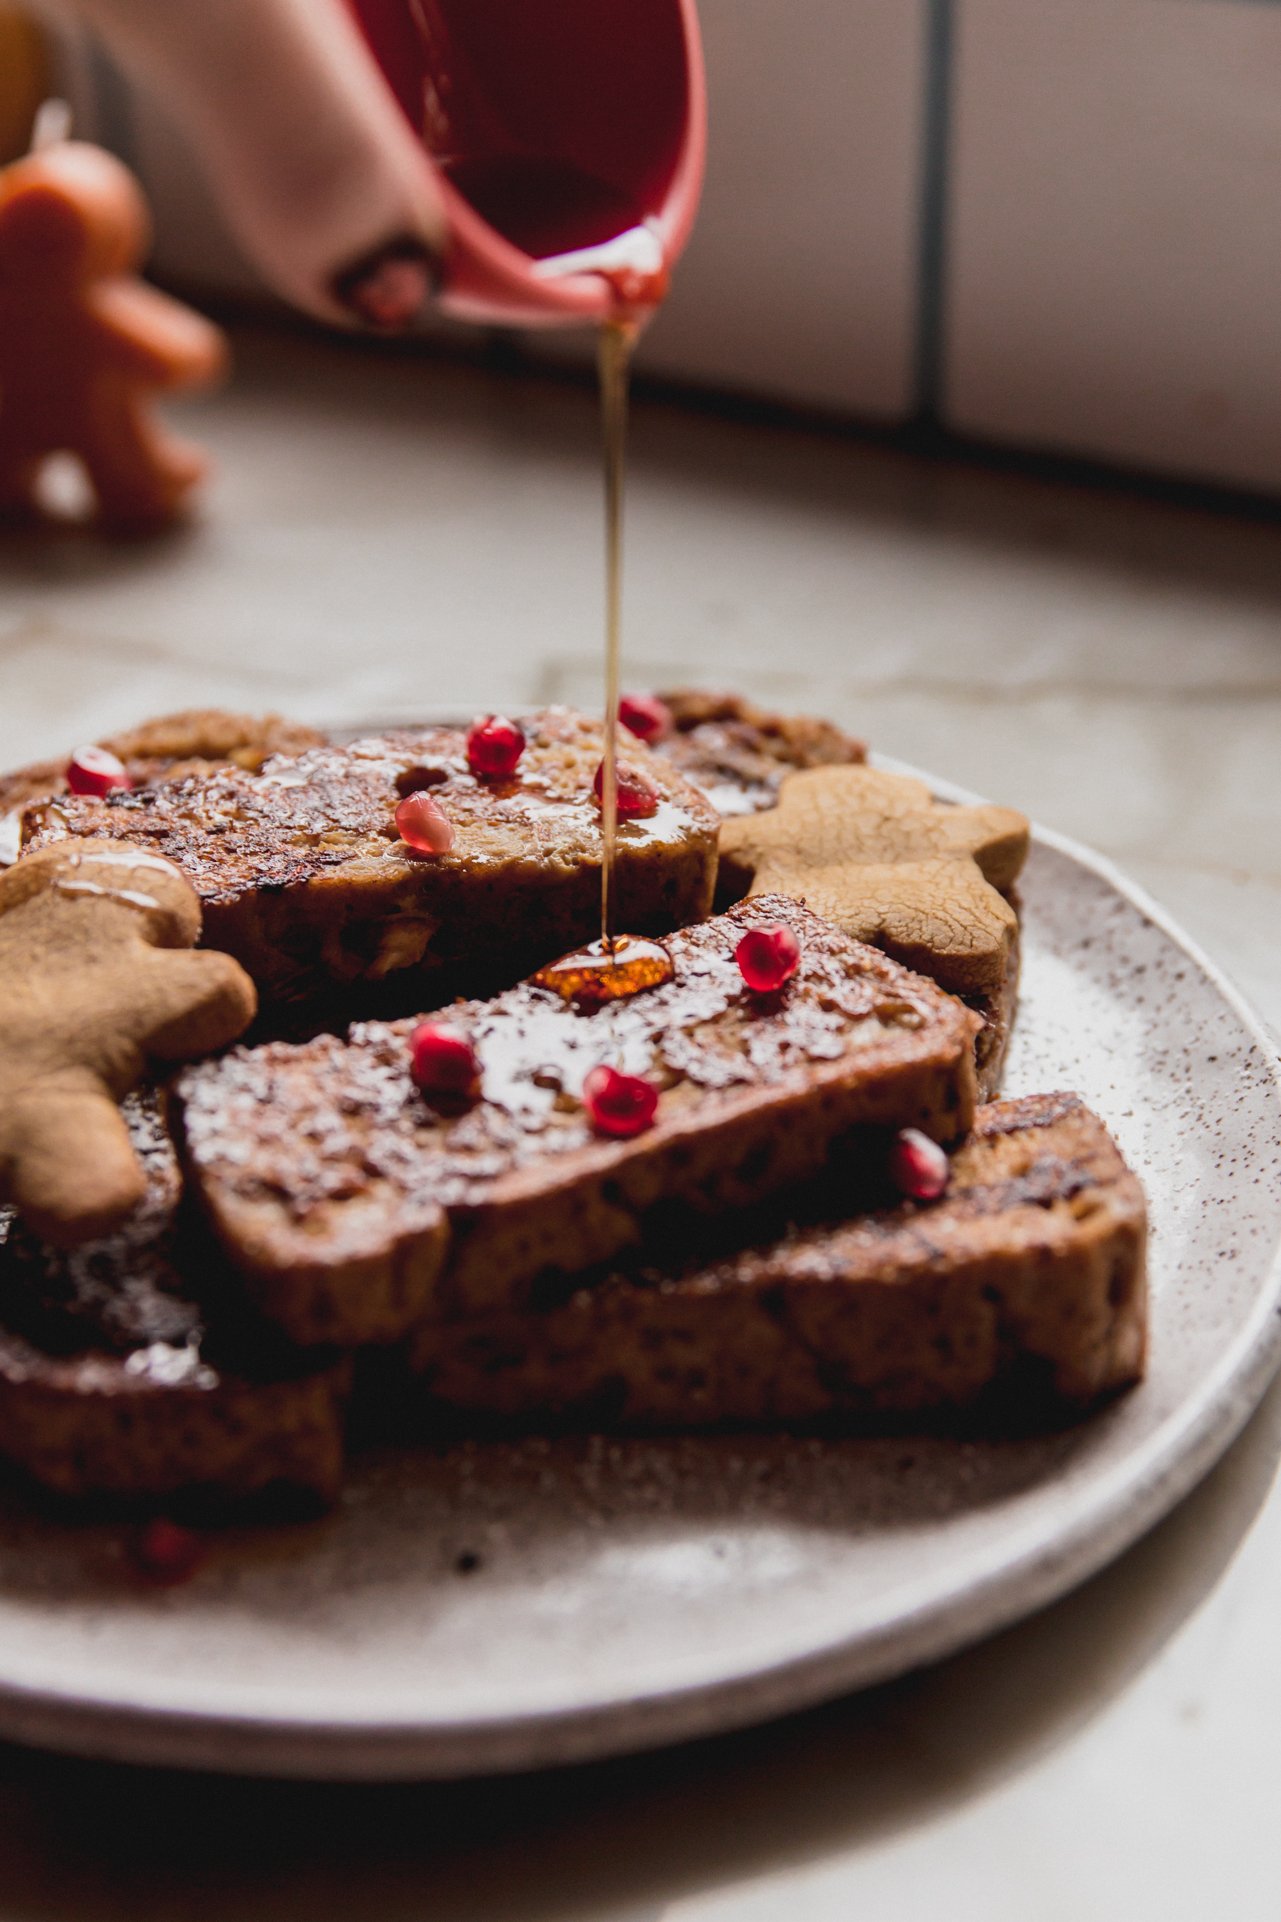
[409,1093,1147,1429]
[655,688,866,818]
[24,708,720,1011]
[0,1099,348,1506]
[969,915,1019,1099]
[177,898,980,1347]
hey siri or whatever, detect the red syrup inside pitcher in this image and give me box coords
[347,0,687,273]
[442,157,645,268]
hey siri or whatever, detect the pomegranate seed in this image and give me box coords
[132,1518,204,1586]
[735,924,802,994]
[890,1129,950,1202]
[592,759,659,820]
[467,714,525,781]
[395,791,454,856]
[410,1022,479,1099]
[582,1063,658,1138]
[619,692,673,745]
[66,745,132,797]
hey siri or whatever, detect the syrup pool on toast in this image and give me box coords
[533,933,674,1008]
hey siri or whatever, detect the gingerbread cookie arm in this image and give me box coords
[137,947,259,1061]
[798,859,1018,997]
[937,803,1029,895]
[91,280,229,390]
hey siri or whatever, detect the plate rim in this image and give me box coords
[0,782,1277,1779]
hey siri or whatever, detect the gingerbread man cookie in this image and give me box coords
[718,765,1029,998]
[0,142,226,531]
[0,839,255,1246]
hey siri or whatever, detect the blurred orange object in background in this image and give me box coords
[0,135,228,530]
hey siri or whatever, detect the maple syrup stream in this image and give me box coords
[535,303,669,1011]
[598,314,638,956]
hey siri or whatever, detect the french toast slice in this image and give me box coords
[654,688,866,818]
[176,897,981,1348]
[0,1093,1143,1515]
[0,708,326,821]
[23,708,719,1012]
[406,1093,1147,1429]
[966,924,1019,1100]
[0,1098,348,1507]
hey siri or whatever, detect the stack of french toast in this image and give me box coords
[0,696,1147,1513]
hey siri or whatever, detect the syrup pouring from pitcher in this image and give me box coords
[48,0,707,957]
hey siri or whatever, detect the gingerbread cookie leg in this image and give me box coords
[3,1072,147,1247]
[80,405,208,533]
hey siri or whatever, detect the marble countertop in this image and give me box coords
[0,326,1278,1919]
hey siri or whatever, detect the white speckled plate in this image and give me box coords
[0,779,1277,1779]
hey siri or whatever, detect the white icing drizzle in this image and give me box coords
[54,879,164,913]
[0,812,21,869]
[62,848,175,877]
[45,846,175,915]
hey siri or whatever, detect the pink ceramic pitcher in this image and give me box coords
[347,0,707,324]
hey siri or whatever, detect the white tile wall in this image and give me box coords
[946,0,1281,493]
[640,0,928,420]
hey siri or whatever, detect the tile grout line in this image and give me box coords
[913,0,955,427]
